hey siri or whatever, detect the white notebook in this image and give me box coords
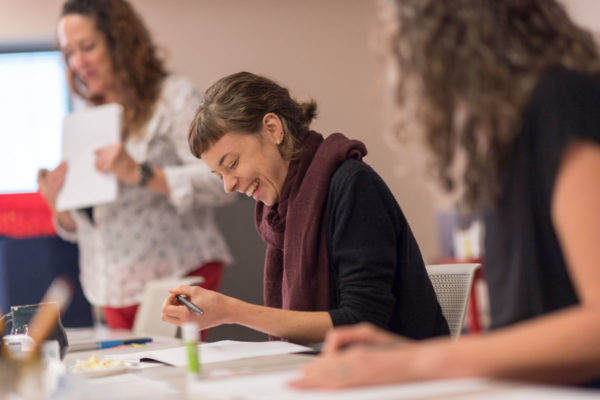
[56,103,122,211]
[108,340,311,367]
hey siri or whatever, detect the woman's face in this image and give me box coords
[58,14,116,99]
[201,116,289,206]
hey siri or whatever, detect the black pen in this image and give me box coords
[176,294,204,315]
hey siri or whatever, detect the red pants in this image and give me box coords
[103,261,224,339]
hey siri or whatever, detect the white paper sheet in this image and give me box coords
[64,372,177,399]
[56,103,122,211]
[107,340,311,367]
[467,385,600,400]
[189,370,496,400]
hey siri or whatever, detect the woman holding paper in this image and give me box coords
[37,0,233,330]
[161,71,449,344]
[291,0,600,389]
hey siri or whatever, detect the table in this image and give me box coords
[58,327,314,399]
[43,328,600,399]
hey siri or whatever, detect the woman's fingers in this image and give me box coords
[161,296,192,325]
[161,288,207,326]
[94,146,113,172]
[94,143,138,184]
[38,169,49,181]
[291,344,412,389]
[168,285,197,297]
[290,350,366,389]
[323,323,400,354]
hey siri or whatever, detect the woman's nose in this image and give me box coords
[223,175,237,193]
[69,50,83,71]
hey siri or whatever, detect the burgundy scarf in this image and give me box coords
[255,130,367,315]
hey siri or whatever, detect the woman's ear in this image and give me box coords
[262,113,284,144]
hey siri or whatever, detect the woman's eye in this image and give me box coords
[228,159,238,169]
[82,43,96,52]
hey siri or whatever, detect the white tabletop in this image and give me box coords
[21,327,597,400]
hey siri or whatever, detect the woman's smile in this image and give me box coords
[244,178,260,198]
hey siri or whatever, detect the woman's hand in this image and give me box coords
[291,342,419,389]
[290,323,423,389]
[161,285,237,330]
[95,143,139,185]
[37,162,67,212]
[321,322,407,354]
[163,287,334,344]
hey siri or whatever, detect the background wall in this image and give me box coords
[0,0,436,262]
[1,0,598,340]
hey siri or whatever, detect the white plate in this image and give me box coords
[70,364,129,378]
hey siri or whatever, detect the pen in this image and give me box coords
[176,294,204,315]
[68,337,153,352]
[97,338,153,349]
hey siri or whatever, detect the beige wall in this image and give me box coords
[561,0,600,36]
[1,0,598,263]
[0,0,441,261]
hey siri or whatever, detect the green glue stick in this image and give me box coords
[182,322,200,379]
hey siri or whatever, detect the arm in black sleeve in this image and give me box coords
[326,160,402,329]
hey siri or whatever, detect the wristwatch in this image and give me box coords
[138,162,155,187]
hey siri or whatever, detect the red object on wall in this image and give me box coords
[0,193,55,238]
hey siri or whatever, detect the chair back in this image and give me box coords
[425,263,481,338]
[132,276,204,338]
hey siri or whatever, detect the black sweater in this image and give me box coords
[325,159,448,339]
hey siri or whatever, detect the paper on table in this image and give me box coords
[189,370,497,400]
[466,385,600,400]
[67,372,178,399]
[108,340,311,367]
[56,103,122,211]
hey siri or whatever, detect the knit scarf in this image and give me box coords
[255,130,367,315]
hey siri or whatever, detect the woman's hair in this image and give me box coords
[61,0,167,135]
[188,71,317,159]
[388,0,600,208]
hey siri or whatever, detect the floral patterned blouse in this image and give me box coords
[56,76,234,307]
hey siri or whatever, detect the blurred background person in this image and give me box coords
[161,71,449,344]
[293,0,600,388]
[37,0,233,331]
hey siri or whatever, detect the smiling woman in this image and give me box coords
[200,118,290,206]
[36,0,234,333]
[161,71,450,344]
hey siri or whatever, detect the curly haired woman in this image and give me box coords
[37,0,233,331]
[294,0,600,389]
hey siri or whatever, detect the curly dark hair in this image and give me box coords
[61,0,167,136]
[388,0,600,208]
[188,71,317,160]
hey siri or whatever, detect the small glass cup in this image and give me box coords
[1,302,69,359]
